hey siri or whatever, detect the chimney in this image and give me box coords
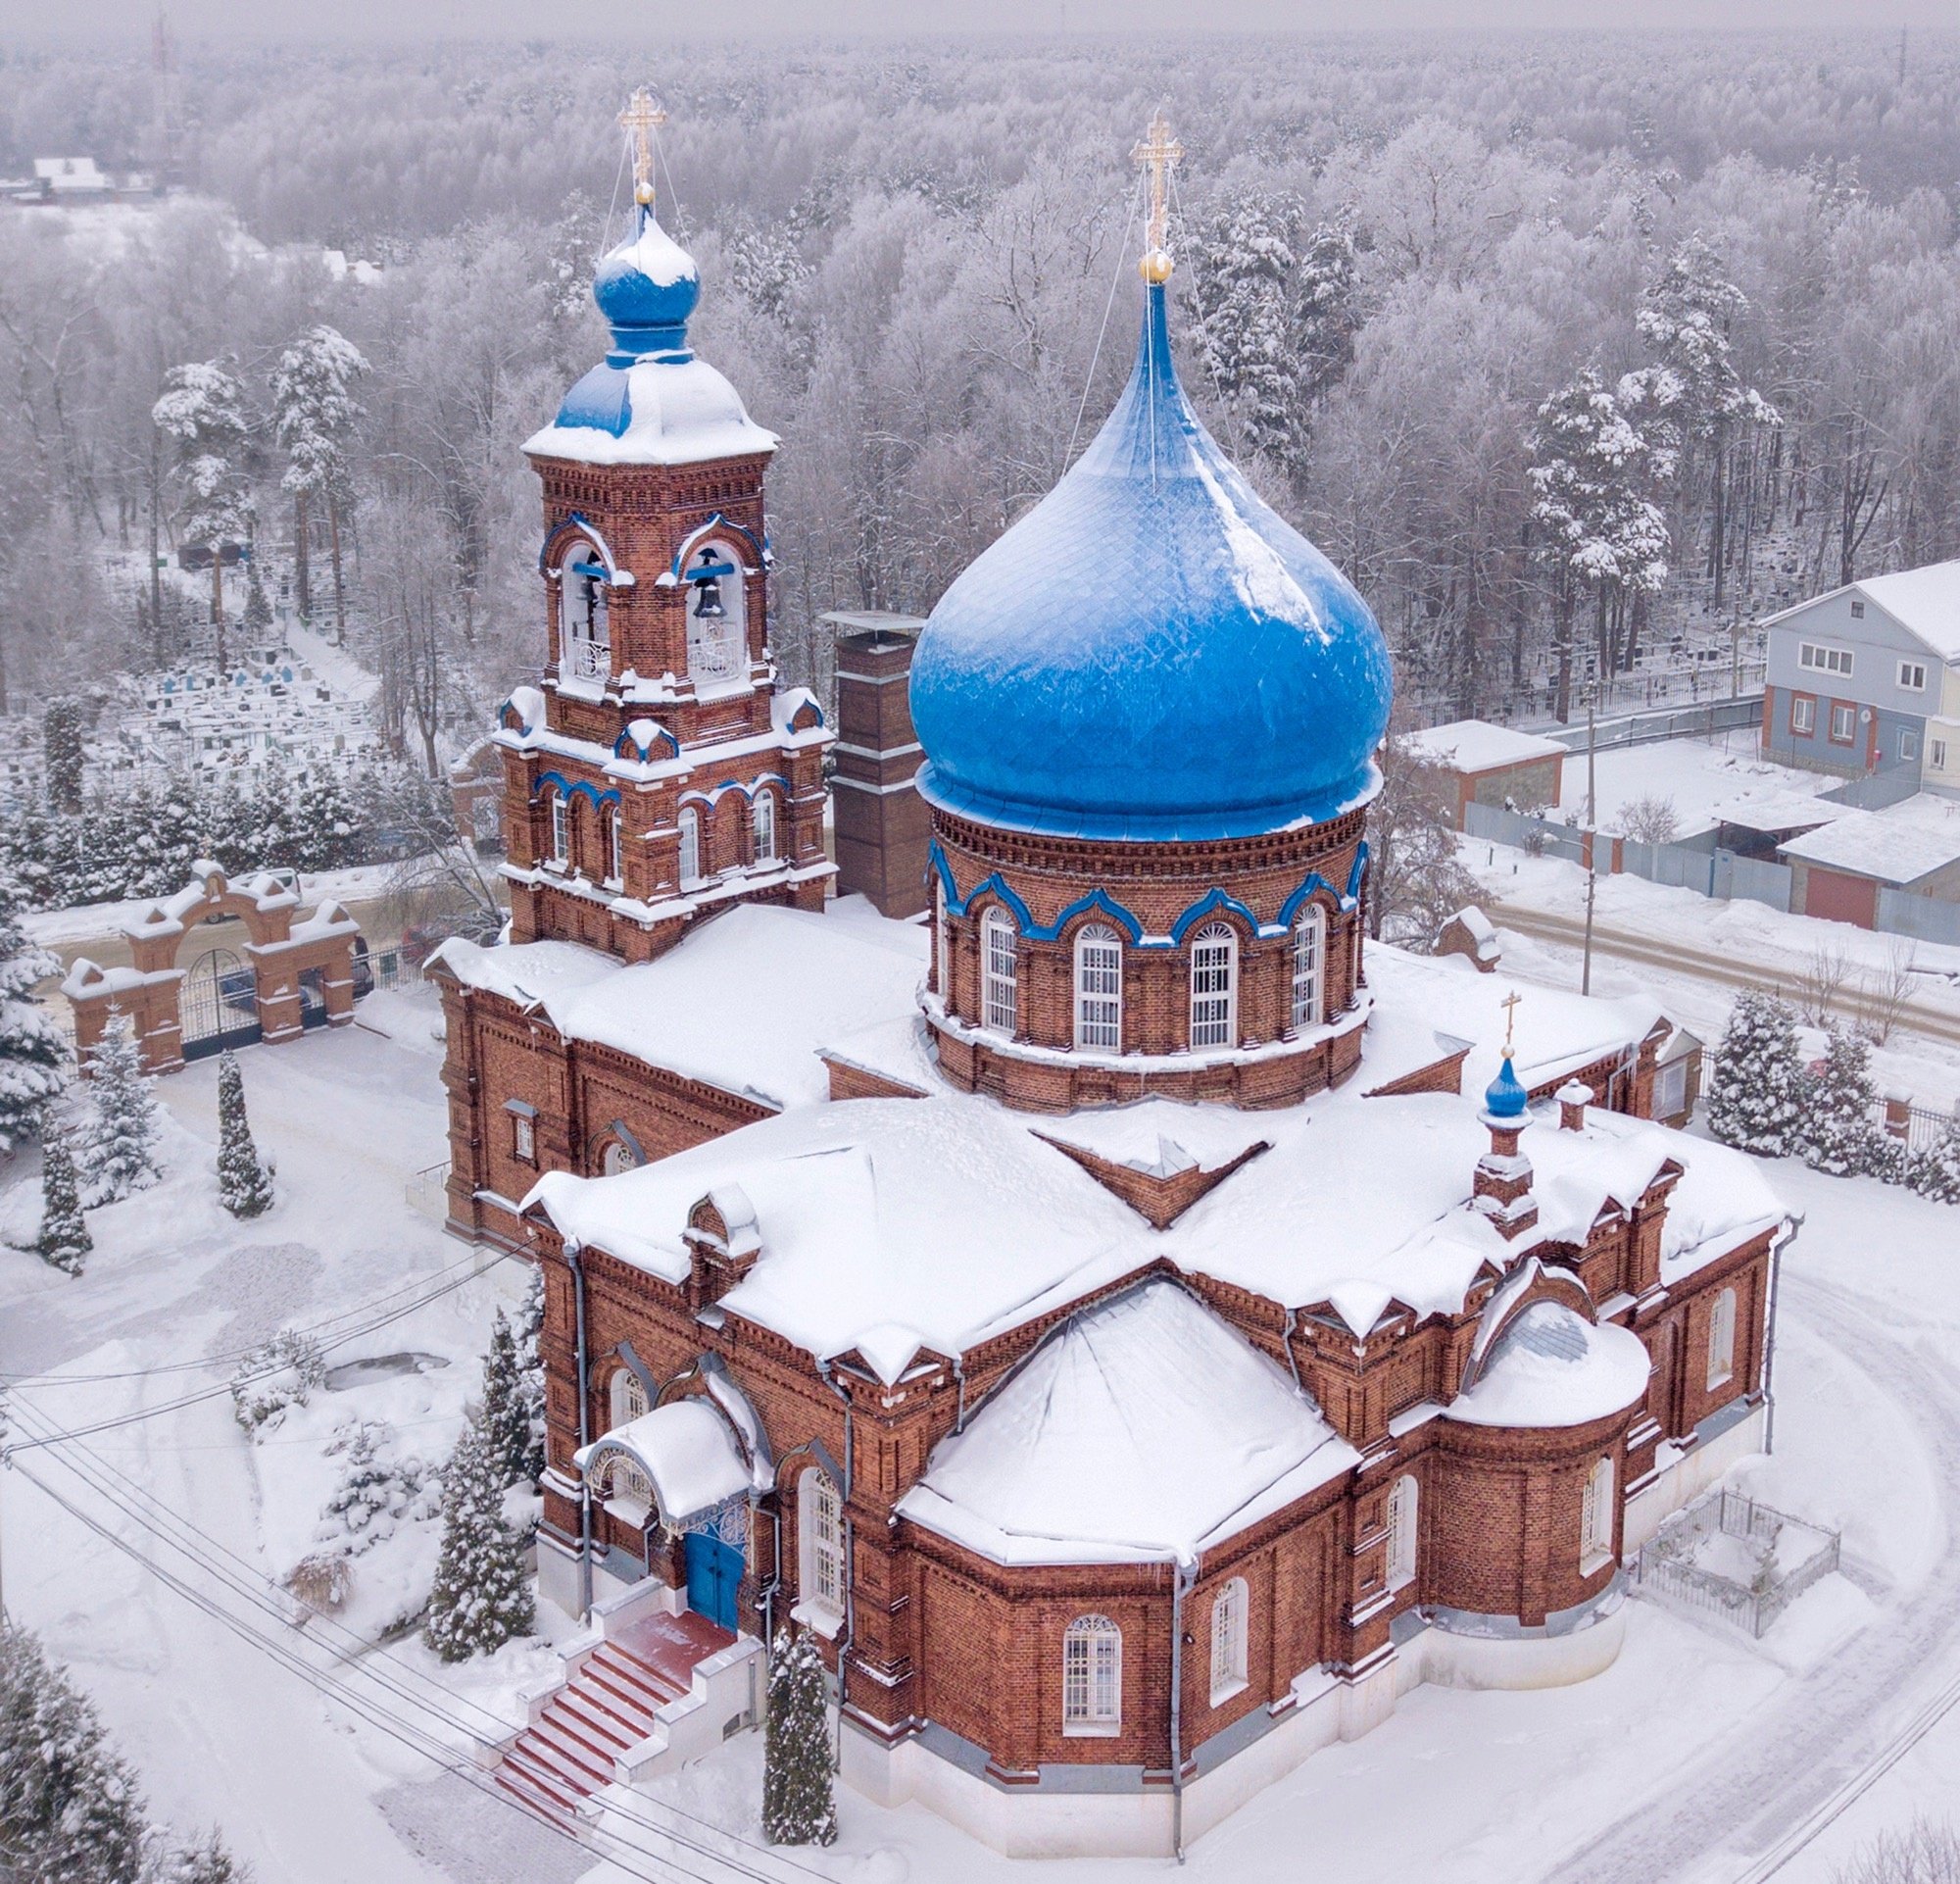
[1557,1080,1592,1132]
[825,612,930,918]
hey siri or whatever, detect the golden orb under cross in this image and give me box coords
[1131,109,1183,281]
[618,87,667,211]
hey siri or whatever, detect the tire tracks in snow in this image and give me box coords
[1535,1272,1960,1884]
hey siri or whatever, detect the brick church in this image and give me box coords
[431,107,1787,1857]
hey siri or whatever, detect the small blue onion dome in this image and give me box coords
[908,280,1393,843]
[1484,1051,1531,1123]
[591,208,701,364]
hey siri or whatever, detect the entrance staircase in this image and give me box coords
[493,1600,756,1824]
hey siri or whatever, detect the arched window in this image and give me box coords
[1291,906,1325,1031]
[753,790,777,864]
[982,908,1018,1035]
[684,541,746,686]
[1074,924,1123,1051]
[677,806,702,886]
[604,1366,654,1510]
[1189,922,1237,1050]
[610,1364,650,1430]
[547,789,569,866]
[1706,1287,1737,1390]
[1386,1473,1418,1592]
[606,806,623,884]
[1580,1455,1615,1569]
[1208,1578,1249,1705]
[1062,1614,1122,1735]
[798,1467,846,1623]
[934,879,949,999]
[601,1139,640,1176]
[1349,914,1364,1007]
[559,542,610,683]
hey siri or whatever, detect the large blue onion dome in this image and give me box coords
[908,282,1393,842]
[523,205,775,470]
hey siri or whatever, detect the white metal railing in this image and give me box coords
[564,637,611,682]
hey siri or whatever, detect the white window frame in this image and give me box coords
[1789,694,1816,735]
[683,540,746,687]
[1706,1287,1737,1391]
[1208,1578,1249,1706]
[549,791,569,866]
[511,1111,535,1163]
[1829,703,1857,745]
[1385,1473,1418,1593]
[934,880,949,998]
[753,790,777,864]
[982,908,1018,1036]
[1189,922,1237,1050]
[1655,1056,1689,1120]
[1798,641,1854,678]
[1901,727,1921,762]
[1933,736,1951,771]
[1899,660,1929,692]
[559,542,611,682]
[606,807,623,885]
[798,1467,846,1633]
[604,1367,655,1512]
[677,806,702,886]
[1073,924,1123,1051]
[1580,1455,1616,1571]
[1291,906,1325,1031]
[1062,1614,1121,1736]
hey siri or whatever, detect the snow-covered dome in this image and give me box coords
[908,281,1393,843]
[523,207,775,471]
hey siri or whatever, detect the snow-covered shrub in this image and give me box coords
[763,1626,838,1847]
[423,1414,534,1662]
[230,1330,326,1434]
[315,1421,437,1557]
[81,1015,164,1207]
[1704,989,1806,1158]
[286,1551,353,1614]
[1908,1112,1960,1208]
[1802,1025,1884,1178]
[154,1827,251,1883]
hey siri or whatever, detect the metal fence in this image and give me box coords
[1540,694,1767,755]
[1631,1489,1839,1639]
[362,946,424,994]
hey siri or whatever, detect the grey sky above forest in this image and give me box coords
[12,0,1955,43]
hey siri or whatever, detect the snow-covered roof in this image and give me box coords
[1446,1301,1650,1430]
[437,902,927,1112]
[896,1280,1357,1567]
[33,157,110,192]
[1403,720,1568,773]
[523,356,777,469]
[574,1398,750,1526]
[1777,794,1960,885]
[1765,559,1960,664]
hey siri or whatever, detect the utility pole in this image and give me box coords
[1583,698,1598,997]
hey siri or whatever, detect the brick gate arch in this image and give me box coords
[62,862,362,1075]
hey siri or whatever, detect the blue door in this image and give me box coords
[684,1531,743,1632]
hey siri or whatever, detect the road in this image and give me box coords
[1484,900,1960,1052]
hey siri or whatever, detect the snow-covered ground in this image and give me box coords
[1542,726,1838,839]
[2,982,1958,1882]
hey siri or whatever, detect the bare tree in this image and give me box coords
[1858,935,1920,1046]
[1834,1819,1960,1884]
[1801,939,1853,1025]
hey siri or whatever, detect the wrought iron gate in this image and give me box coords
[180,947,262,1062]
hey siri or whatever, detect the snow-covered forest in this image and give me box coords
[2,30,1958,740]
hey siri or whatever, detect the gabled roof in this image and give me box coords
[1777,794,1960,884]
[1763,559,1960,663]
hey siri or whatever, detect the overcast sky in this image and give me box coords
[9,0,1955,42]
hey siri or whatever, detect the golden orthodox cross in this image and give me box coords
[1131,110,1183,271]
[618,87,667,210]
[1500,988,1523,1055]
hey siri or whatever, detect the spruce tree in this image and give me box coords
[1908,1108,1960,1206]
[42,696,85,815]
[423,1415,535,1662]
[1802,1024,1883,1177]
[81,1016,164,1208]
[215,1052,274,1218]
[1705,989,1807,1158]
[763,1626,838,1846]
[0,1620,149,1881]
[35,1126,91,1276]
[157,1828,250,1883]
[480,1310,532,1490]
[0,882,67,1151]
[515,1264,547,1483]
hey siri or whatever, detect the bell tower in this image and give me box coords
[496,91,833,962]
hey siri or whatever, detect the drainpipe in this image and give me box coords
[1761,1214,1801,1456]
[760,1506,783,1646]
[816,1361,856,1765]
[1282,1308,1307,1399]
[568,1241,593,1620]
[1168,1561,1195,1863]
[953,1355,969,1433]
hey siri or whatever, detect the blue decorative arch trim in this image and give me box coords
[614,723,679,762]
[1168,887,1262,946]
[538,513,628,584]
[1347,841,1370,907]
[661,513,765,584]
[1277,872,1340,928]
[535,769,621,812]
[1041,889,1144,945]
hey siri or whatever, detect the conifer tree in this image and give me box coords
[241,555,272,635]
[480,1309,532,1489]
[157,1828,251,1883]
[0,1619,149,1880]
[82,1015,164,1208]
[1802,1024,1883,1177]
[0,883,67,1151]
[1910,1109,1960,1206]
[34,1125,91,1275]
[762,1626,838,1847]
[1705,989,1807,1158]
[42,695,85,814]
[515,1264,547,1483]
[153,360,256,666]
[423,1414,535,1662]
[215,1052,274,1218]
